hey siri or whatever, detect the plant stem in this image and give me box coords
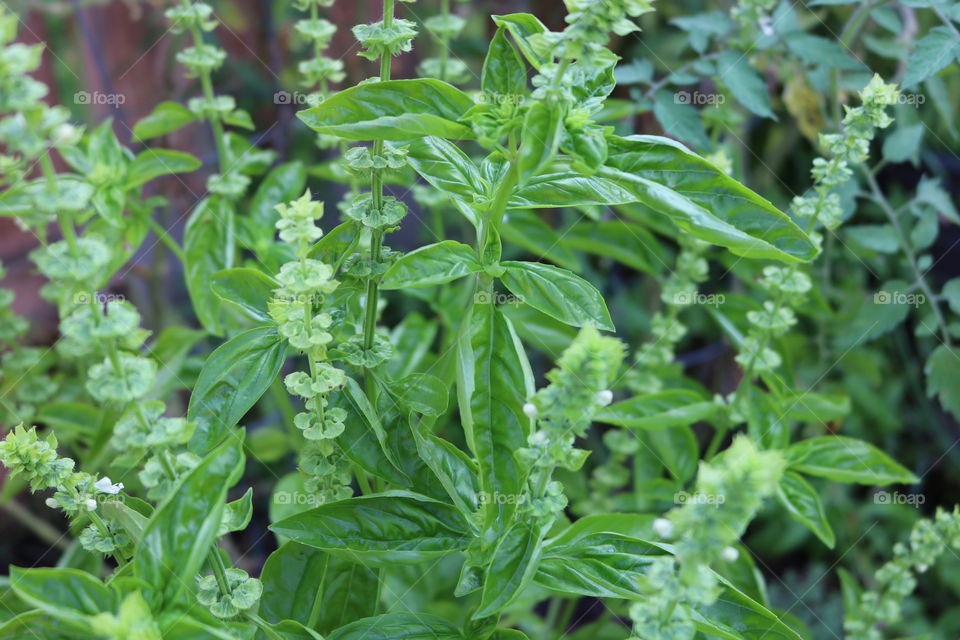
[360,0,395,384]
[863,167,951,346]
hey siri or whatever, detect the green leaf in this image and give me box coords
[219,487,254,535]
[188,326,287,453]
[211,267,277,323]
[241,161,307,252]
[649,426,699,482]
[132,101,197,141]
[135,437,244,605]
[456,305,534,533]
[536,532,665,599]
[717,52,775,119]
[381,373,449,416]
[926,344,960,421]
[779,391,850,425]
[776,472,835,548]
[270,491,473,566]
[903,26,960,88]
[382,241,482,289]
[784,32,865,70]
[184,197,228,335]
[652,91,711,150]
[409,418,480,515]
[260,542,378,635]
[10,567,113,631]
[148,326,207,397]
[482,26,526,99]
[403,137,486,214]
[881,123,924,164]
[695,582,805,640]
[846,224,900,253]
[298,79,474,140]
[490,13,548,70]
[328,614,463,640]
[500,261,614,331]
[605,136,817,262]
[785,436,918,485]
[560,219,667,275]
[334,377,408,486]
[501,209,582,272]
[475,522,542,618]
[518,100,564,181]
[124,149,201,189]
[595,390,719,430]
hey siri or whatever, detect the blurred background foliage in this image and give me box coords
[1,0,959,638]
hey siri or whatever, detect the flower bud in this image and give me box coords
[652,517,674,539]
[721,546,739,562]
[523,403,538,419]
[597,389,613,406]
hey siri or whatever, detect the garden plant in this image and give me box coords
[0,0,959,638]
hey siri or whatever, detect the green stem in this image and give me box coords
[305,554,330,629]
[144,216,185,262]
[209,544,231,595]
[863,167,951,346]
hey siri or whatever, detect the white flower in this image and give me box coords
[45,497,59,509]
[652,517,674,539]
[85,498,98,511]
[597,390,613,406]
[523,402,538,419]
[721,546,739,562]
[94,476,124,495]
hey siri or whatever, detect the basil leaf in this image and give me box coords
[404,137,486,208]
[776,472,835,548]
[260,542,378,635]
[475,522,542,619]
[124,149,201,189]
[500,261,614,331]
[188,326,287,453]
[270,491,473,566]
[456,304,534,533]
[241,161,307,254]
[382,241,482,290]
[211,267,277,323]
[595,390,719,430]
[518,100,564,181]
[328,613,463,640]
[184,196,228,335]
[9,567,113,631]
[334,377,408,486]
[298,79,474,140]
[135,437,244,605]
[132,101,197,141]
[482,26,526,99]
[491,13,548,70]
[785,436,918,485]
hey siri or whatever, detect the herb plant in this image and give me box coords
[0,0,958,638]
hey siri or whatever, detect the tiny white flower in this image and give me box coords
[85,498,98,511]
[721,546,739,562]
[528,430,549,446]
[917,563,929,573]
[652,517,674,539]
[523,402,538,419]
[597,390,613,406]
[758,16,774,36]
[94,476,124,495]
[45,497,59,509]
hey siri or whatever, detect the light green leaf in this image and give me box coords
[211,267,277,323]
[124,149,201,189]
[595,390,719,430]
[500,261,614,331]
[298,79,474,140]
[382,241,482,289]
[132,101,197,141]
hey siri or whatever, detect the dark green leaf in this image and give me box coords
[270,491,473,566]
[475,522,542,618]
[328,613,463,640]
[776,472,835,548]
[785,436,918,485]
